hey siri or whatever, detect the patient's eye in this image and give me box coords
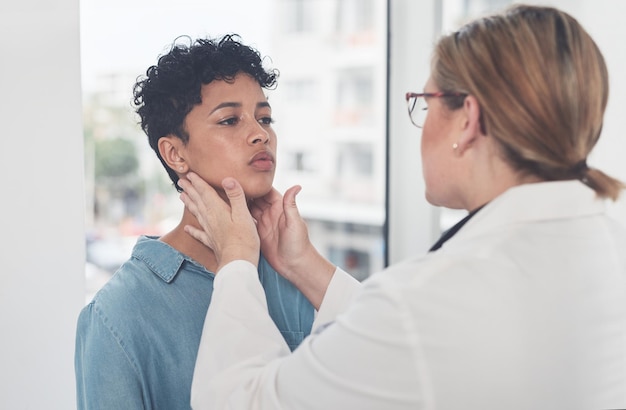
[258,116,274,126]
[219,116,239,126]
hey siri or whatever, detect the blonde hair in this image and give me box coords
[432,4,625,200]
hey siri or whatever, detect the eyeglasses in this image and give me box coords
[405,91,467,128]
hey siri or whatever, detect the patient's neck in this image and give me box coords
[159,209,219,273]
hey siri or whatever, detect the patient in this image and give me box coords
[74,34,315,410]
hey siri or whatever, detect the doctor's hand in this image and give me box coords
[178,173,260,271]
[251,185,335,309]
[250,186,308,274]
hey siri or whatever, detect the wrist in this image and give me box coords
[217,245,259,272]
[283,246,335,309]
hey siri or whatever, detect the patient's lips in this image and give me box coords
[249,150,275,171]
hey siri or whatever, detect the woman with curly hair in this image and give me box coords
[75,34,318,410]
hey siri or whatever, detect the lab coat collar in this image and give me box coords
[447,180,605,248]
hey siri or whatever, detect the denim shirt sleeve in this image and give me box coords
[75,303,145,410]
[258,256,315,351]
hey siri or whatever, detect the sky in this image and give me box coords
[79,0,273,92]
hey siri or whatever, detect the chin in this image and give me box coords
[426,192,465,210]
[424,194,440,207]
[424,188,439,206]
[238,171,274,199]
[243,184,273,200]
[424,191,450,209]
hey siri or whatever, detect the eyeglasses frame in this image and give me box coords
[405,91,468,128]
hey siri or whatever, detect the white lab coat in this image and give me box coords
[191,181,626,410]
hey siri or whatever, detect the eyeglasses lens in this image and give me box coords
[412,97,428,128]
[406,94,430,128]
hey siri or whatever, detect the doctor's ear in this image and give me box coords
[158,135,188,174]
[456,95,484,153]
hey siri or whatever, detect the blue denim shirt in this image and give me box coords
[75,236,314,409]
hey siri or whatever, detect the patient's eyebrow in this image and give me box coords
[209,102,241,115]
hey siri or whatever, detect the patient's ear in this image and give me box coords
[158,135,188,174]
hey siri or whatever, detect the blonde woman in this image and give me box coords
[182,5,626,409]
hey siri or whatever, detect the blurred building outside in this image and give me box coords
[82,0,393,302]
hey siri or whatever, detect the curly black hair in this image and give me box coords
[132,34,279,189]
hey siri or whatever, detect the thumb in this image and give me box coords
[282,185,302,225]
[222,177,248,217]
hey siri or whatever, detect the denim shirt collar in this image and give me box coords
[132,235,214,283]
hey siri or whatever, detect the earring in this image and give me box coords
[452,143,459,150]
[179,166,184,172]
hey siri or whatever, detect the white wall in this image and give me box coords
[0,0,85,409]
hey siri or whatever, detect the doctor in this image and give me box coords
[180,4,626,409]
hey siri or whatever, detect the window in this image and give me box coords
[81,0,388,301]
[284,79,318,103]
[284,0,316,33]
[338,0,374,32]
[335,68,375,126]
[337,143,373,178]
[285,150,317,173]
[328,246,372,282]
